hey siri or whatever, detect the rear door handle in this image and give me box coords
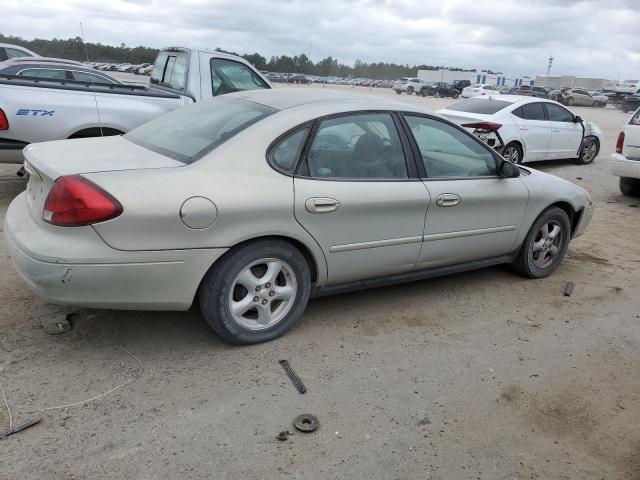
[519,127,528,131]
[305,197,340,214]
[552,128,560,132]
[436,193,461,207]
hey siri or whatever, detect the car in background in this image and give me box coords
[611,107,640,196]
[437,95,602,166]
[0,58,121,84]
[0,43,39,61]
[419,81,459,98]
[452,79,471,92]
[461,84,500,98]
[558,88,607,107]
[393,77,428,95]
[615,80,640,95]
[619,94,640,113]
[4,89,593,345]
[498,86,518,95]
[516,85,550,98]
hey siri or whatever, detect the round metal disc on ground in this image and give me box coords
[293,414,319,433]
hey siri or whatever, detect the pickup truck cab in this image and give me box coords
[0,47,271,163]
[612,108,640,196]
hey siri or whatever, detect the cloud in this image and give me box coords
[0,0,638,78]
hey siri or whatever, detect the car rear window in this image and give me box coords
[446,98,513,114]
[125,97,276,164]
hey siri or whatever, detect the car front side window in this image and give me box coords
[306,113,408,180]
[545,103,574,122]
[404,115,496,178]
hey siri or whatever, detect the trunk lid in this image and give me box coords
[23,135,183,225]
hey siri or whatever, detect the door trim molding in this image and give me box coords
[330,235,423,253]
[423,225,518,242]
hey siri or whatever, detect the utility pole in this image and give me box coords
[547,55,553,76]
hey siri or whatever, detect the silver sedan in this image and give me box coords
[4,89,594,344]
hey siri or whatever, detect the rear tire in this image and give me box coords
[407,86,414,95]
[501,142,523,164]
[435,91,440,98]
[198,239,311,345]
[512,207,571,279]
[566,97,575,106]
[620,177,640,197]
[573,136,599,165]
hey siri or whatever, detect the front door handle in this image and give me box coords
[305,197,340,214]
[552,128,560,132]
[436,193,461,207]
[519,127,528,131]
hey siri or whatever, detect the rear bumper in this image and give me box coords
[4,192,228,310]
[611,153,640,180]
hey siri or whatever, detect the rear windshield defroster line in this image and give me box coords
[124,97,276,164]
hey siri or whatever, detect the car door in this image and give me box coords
[401,114,529,268]
[293,112,430,285]
[510,102,552,160]
[544,102,583,159]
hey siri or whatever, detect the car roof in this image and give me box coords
[228,88,429,112]
[465,94,561,106]
[0,57,84,67]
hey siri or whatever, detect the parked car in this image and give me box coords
[498,86,518,95]
[614,80,640,95]
[4,89,593,344]
[516,85,550,98]
[619,93,640,113]
[559,88,607,107]
[438,95,603,165]
[452,80,471,92]
[0,47,271,164]
[611,107,640,196]
[419,82,459,98]
[461,84,500,98]
[0,43,39,61]
[0,58,120,84]
[287,74,311,84]
[393,77,428,95]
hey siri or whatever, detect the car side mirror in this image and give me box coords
[574,115,583,123]
[499,160,520,178]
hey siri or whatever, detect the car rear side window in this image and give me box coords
[544,103,574,122]
[305,113,408,180]
[18,68,67,80]
[518,103,547,121]
[405,115,496,178]
[125,97,275,164]
[447,98,513,114]
[210,58,268,97]
[72,71,116,85]
[270,127,310,173]
[150,51,189,91]
[6,48,32,58]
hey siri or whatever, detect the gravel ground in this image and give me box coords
[1,85,639,480]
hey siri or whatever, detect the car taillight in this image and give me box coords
[461,121,503,133]
[0,108,8,130]
[616,131,625,153]
[43,175,123,227]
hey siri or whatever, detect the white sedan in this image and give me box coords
[461,84,501,98]
[438,95,603,165]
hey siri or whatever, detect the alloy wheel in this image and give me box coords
[502,145,521,164]
[228,258,297,330]
[530,221,563,269]
[581,139,598,163]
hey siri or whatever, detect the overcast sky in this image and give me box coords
[2,0,638,79]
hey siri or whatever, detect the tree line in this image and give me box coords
[1,33,483,79]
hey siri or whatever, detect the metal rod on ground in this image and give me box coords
[279,360,306,394]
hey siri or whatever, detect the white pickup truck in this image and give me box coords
[0,47,271,163]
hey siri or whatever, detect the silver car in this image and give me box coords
[4,89,594,344]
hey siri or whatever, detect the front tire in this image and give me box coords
[620,177,640,197]
[407,86,414,95]
[198,239,312,345]
[574,136,599,165]
[513,207,571,278]
[566,96,575,106]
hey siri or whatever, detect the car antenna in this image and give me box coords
[79,22,104,136]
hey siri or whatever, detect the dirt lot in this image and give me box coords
[1,86,639,480]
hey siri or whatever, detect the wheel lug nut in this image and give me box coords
[269,291,275,297]
[253,296,259,302]
[255,286,261,292]
[261,299,268,305]
[265,283,271,288]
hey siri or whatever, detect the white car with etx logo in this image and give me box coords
[438,95,603,165]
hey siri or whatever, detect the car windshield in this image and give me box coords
[446,98,513,114]
[125,97,276,164]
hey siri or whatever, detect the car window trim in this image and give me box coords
[397,111,502,180]
[293,110,421,182]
